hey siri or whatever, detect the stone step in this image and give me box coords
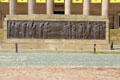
[111,45,120,50]
[2,43,110,52]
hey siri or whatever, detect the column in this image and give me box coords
[28,0,35,14]
[65,0,71,15]
[83,0,90,16]
[47,0,54,14]
[9,0,16,15]
[102,0,108,17]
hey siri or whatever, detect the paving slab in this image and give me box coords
[0,53,120,66]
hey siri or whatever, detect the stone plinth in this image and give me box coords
[2,15,110,52]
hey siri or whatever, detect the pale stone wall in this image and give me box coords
[110,29,120,45]
[2,15,110,52]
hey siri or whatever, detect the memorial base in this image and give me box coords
[2,15,110,52]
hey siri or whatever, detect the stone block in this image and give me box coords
[2,15,110,52]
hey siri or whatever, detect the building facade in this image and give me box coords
[0,0,120,29]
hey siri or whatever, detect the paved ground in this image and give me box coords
[0,53,120,80]
[0,66,120,80]
[0,52,120,66]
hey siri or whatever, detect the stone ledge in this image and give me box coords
[5,14,108,21]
